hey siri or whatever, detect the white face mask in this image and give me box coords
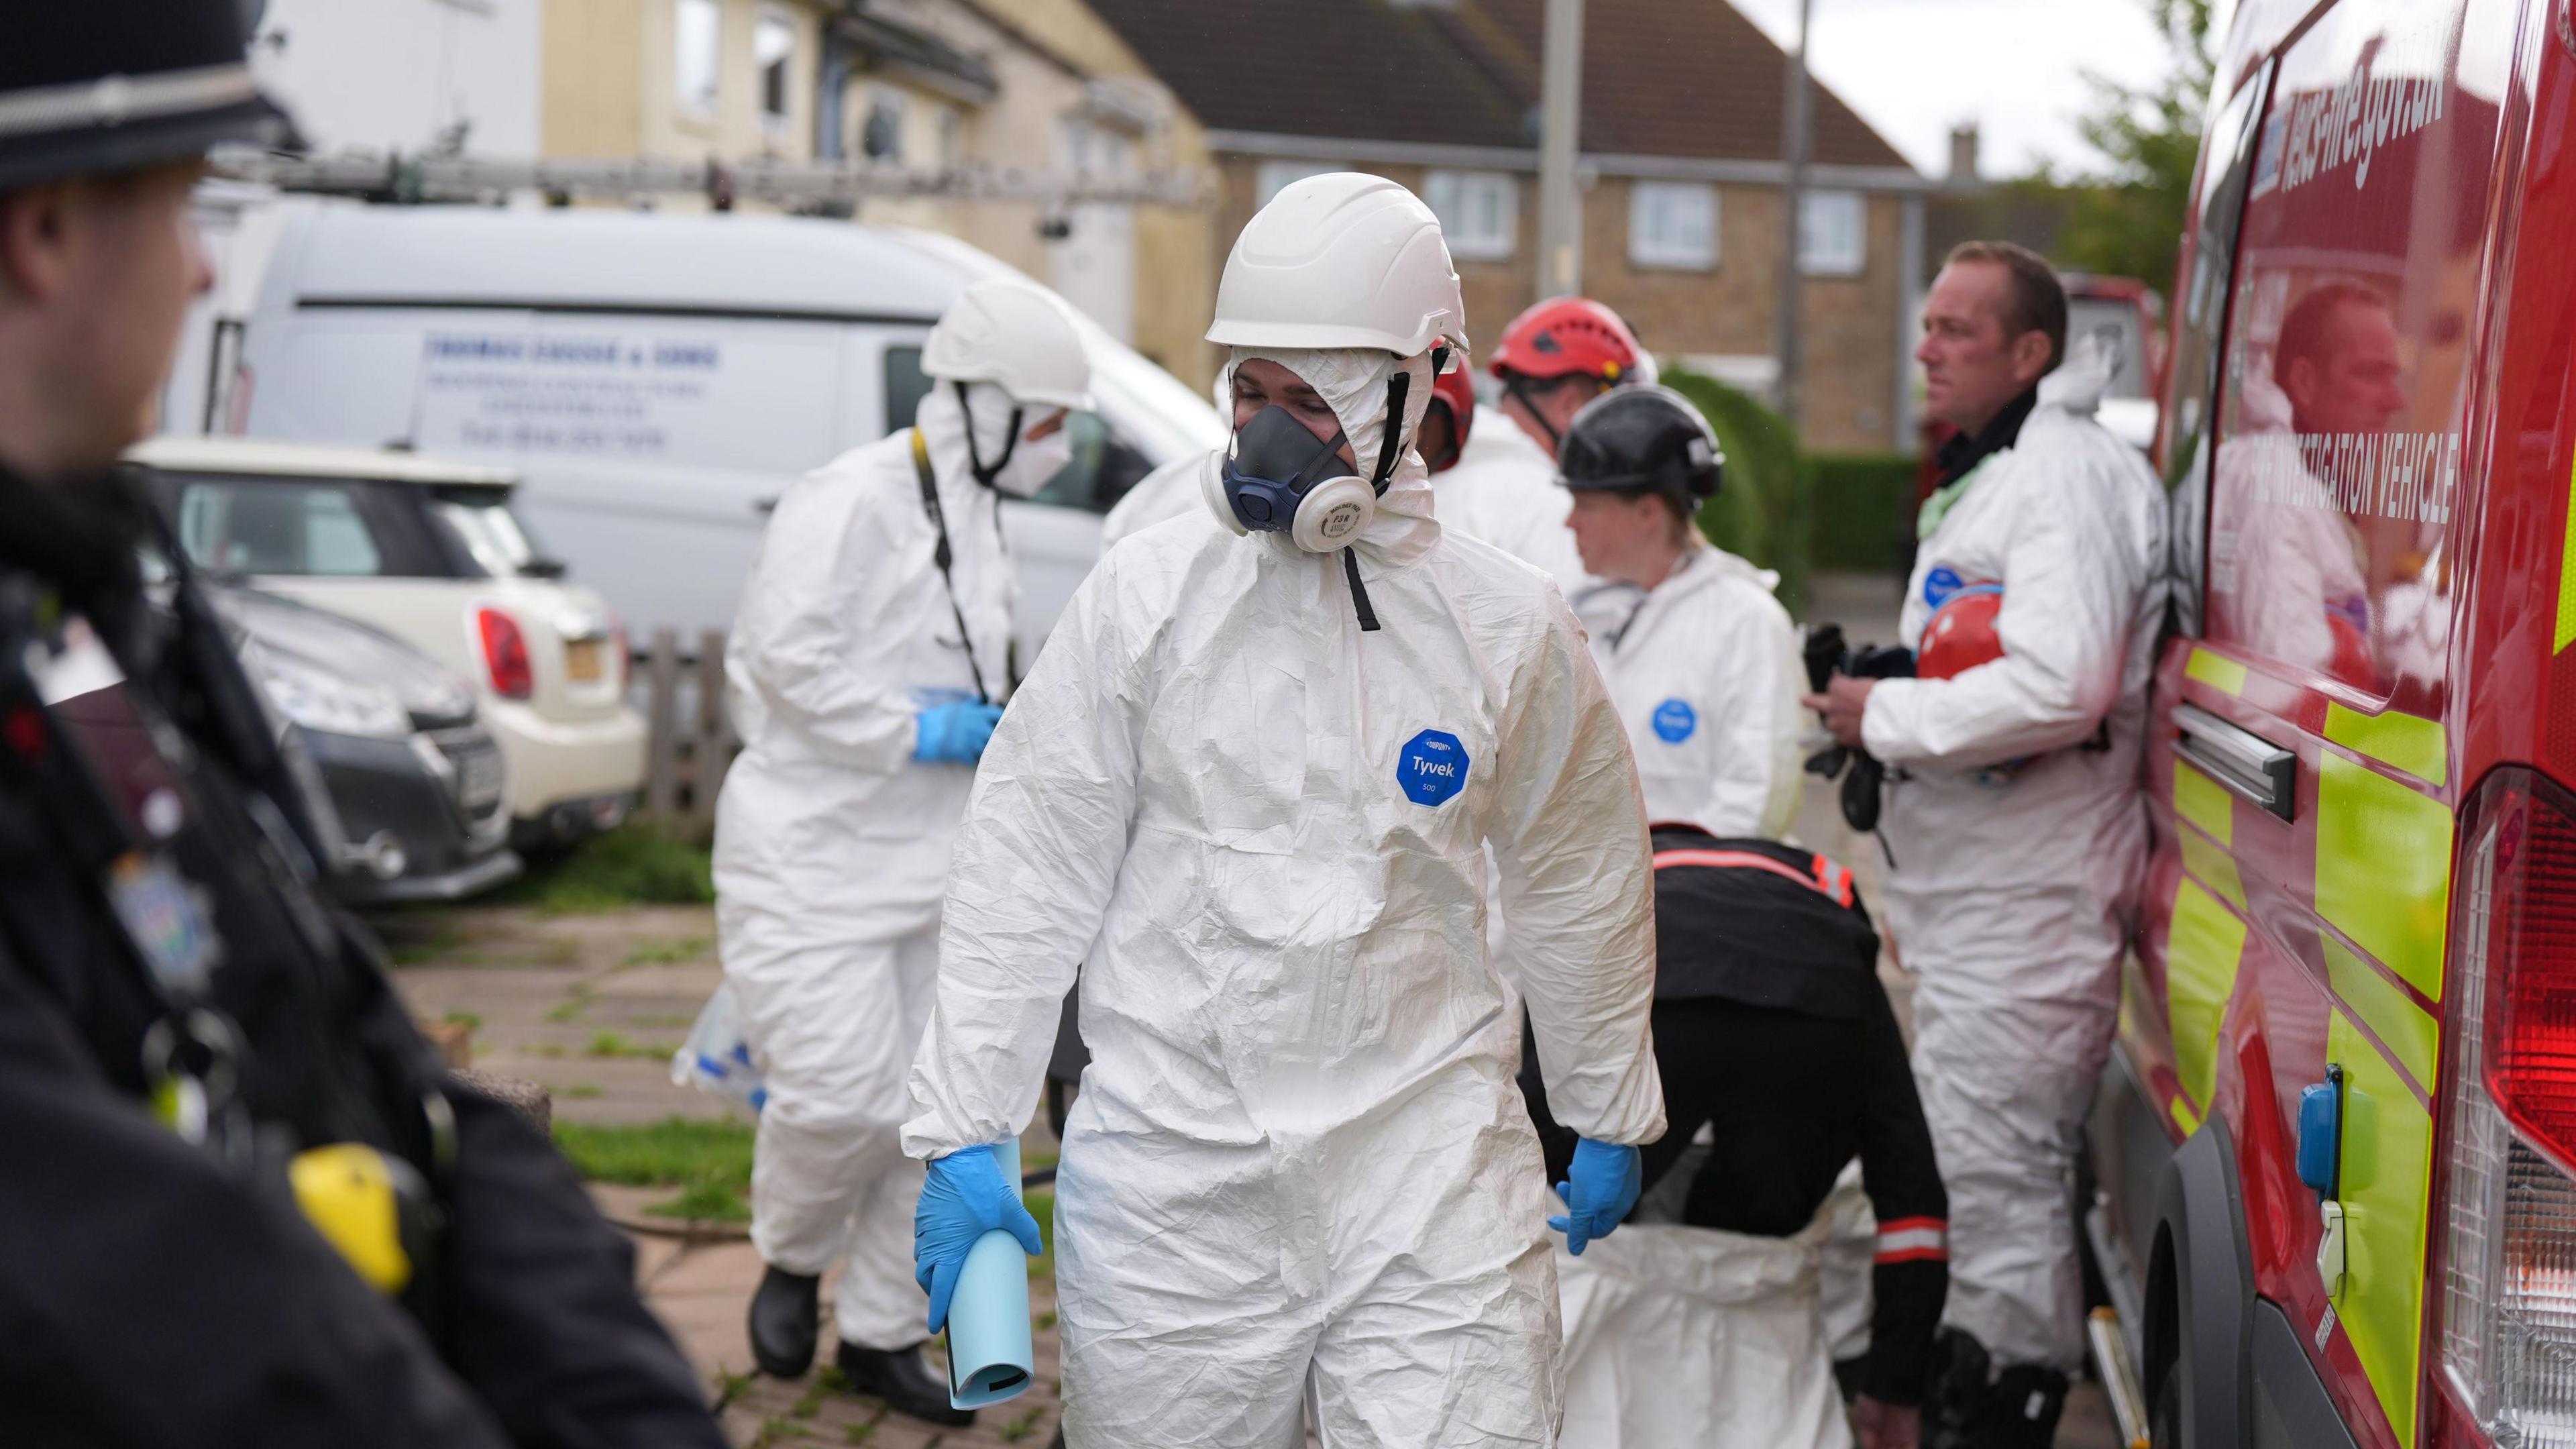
[988,420,1073,499]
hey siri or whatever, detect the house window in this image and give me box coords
[674,0,722,118]
[1424,170,1517,261]
[1799,191,1866,276]
[859,89,908,162]
[755,8,797,132]
[1256,160,1343,208]
[1629,181,1717,270]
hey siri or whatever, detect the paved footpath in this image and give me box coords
[379,904,1066,1447]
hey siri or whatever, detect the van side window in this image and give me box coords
[2200,3,2498,715]
[2163,62,2274,639]
[883,345,933,436]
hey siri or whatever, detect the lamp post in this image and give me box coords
[1536,0,1584,300]
[1774,0,1814,427]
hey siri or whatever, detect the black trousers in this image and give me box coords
[1521,990,1947,1404]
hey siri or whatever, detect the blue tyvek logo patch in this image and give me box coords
[1923,566,1964,608]
[1652,698,1697,743]
[1398,729,1470,807]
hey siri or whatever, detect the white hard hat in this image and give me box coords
[1206,172,1469,359]
[923,280,1097,411]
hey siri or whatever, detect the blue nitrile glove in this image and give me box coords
[914,1144,1046,1333]
[913,701,1004,765]
[1548,1138,1644,1256]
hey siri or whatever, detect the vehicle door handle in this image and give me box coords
[752,496,779,516]
[2174,702,2296,822]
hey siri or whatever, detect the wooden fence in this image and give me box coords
[637,628,737,843]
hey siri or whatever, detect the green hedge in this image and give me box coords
[1615,370,1919,609]
[1807,451,1921,574]
[1658,368,1811,614]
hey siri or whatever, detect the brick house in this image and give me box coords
[1077,0,1928,450]
[536,0,1217,373]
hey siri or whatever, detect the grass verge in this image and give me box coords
[553,1116,753,1223]
[496,824,714,914]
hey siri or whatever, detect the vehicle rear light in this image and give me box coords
[609,617,630,691]
[2439,768,2576,1445]
[476,606,534,699]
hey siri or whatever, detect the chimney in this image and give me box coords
[1947,124,1980,186]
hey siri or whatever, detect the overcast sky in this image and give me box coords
[1726,0,2231,179]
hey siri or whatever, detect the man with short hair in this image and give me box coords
[0,7,724,1444]
[1807,240,2164,1448]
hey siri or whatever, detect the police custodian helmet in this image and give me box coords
[0,0,294,193]
[1557,384,1725,506]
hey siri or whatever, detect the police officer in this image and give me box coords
[0,8,726,1445]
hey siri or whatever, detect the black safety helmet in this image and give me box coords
[1556,384,1724,508]
[0,0,294,194]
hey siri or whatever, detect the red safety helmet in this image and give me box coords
[1489,297,1648,385]
[1425,360,1477,472]
[1917,582,2005,681]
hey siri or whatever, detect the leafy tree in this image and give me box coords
[2052,0,2216,292]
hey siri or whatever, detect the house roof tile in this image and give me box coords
[1083,0,1912,173]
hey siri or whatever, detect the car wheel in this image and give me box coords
[2150,1363,2183,1449]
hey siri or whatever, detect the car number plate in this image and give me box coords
[565,637,604,683]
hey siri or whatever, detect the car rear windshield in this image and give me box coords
[157,471,517,580]
[431,492,547,578]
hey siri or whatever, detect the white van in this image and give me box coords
[230,206,1226,653]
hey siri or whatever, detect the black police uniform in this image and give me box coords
[0,485,730,1449]
[1521,825,1949,1409]
[0,7,724,1444]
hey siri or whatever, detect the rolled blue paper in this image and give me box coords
[944,1138,1036,1409]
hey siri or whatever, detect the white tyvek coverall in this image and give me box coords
[714,384,1018,1350]
[1587,543,1805,837]
[1555,1219,1853,1449]
[1860,341,2164,1371]
[1432,414,1592,592]
[905,347,1666,1448]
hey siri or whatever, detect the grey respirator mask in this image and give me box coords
[1202,367,1416,555]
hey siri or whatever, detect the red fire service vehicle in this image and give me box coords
[2093,0,2576,1445]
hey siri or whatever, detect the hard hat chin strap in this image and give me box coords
[1503,374,1566,454]
[1368,368,1411,496]
[1337,364,1415,637]
[955,381,1026,493]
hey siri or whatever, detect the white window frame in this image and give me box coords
[1256,160,1344,209]
[1423,169,1517,262]
[1628,181,1719,270]
[1799,190,1868,277]
[755,7,798,135]
[673,0,722,119]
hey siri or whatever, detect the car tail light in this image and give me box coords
[476,606,534,699]
[2439,768,2576,1445]
[609,617,630,691]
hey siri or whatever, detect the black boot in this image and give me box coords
[747,1267,820,1379]
[837,1340,974,1428]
